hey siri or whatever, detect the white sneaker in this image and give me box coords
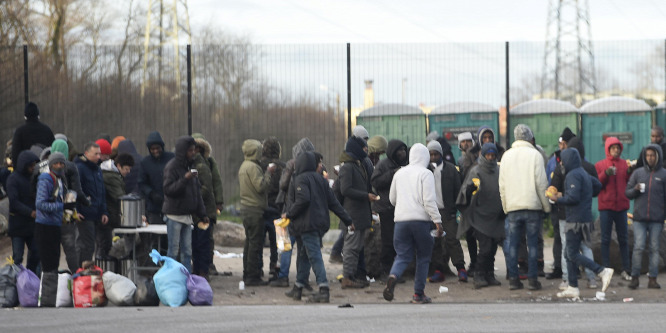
[620,271,632,281]
[599,268,614,292]
[559,280,568,290]
[557,286,580,298]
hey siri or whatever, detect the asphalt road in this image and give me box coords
[3,303,665,332]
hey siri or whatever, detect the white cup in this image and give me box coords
[639,183,646,193]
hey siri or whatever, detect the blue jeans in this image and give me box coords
[631,221,664,277]
[390,221,434,295]
[599,210,630,272]
[295,232,328,288]
[507,210,542,280]
[278,234,297,279]
[11,236,40,274]
[166,218,192,273]
[560,220,595,281]
[565,227,603,288]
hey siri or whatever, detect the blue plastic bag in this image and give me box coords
[16,265,40,307]
[182,268,213,306]
[149,249,188,307]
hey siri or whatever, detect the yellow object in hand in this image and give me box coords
[472,178,480,195]
[274,218,290,228]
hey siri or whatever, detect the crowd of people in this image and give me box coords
[2,101,665,305]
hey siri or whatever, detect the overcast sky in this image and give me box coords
[186,0,666,44]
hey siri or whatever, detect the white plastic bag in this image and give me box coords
[102,271,136,306]
[55,272,72,307]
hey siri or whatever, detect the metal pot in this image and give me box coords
[120,194,143,228]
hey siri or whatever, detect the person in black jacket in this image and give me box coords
[283,151,352,303]
[11,102,55,164]
[370,139,408,278]
[7,150,40,274]
[260,136,285,282]
[139,131,175,226]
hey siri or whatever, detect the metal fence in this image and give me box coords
[1,41,665,203]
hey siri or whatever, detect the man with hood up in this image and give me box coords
[548,148,614,298]
[11,102,55,164]
[139,131,175,226]
[625,144,666,289]
[7,150,40,273]
[371,139,408,279]
[470,126,505,162]
[238,139,276,285]
[163,136,208,273]
[259,136,284,282]
[116,139,143,194]
[595,136,632,281]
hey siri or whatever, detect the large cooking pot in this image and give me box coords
[119,194,144,228]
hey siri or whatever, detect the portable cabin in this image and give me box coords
[509,99,579,156]
[356,103,427,147]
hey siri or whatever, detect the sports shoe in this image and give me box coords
[559,280,568,290]
[509,278,523,290]
[556,286,580,298]
[457,268,468,282]
[410,293,432,304]
[620,271,632,281]
[598,268,614,292]
[527,279,542,290]
[329,253,343,264]
[428,270,445,283]
[383,275,397,301]
[587,279,598,289]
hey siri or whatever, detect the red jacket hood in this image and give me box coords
[604,137,623,160]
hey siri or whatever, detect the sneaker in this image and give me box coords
[559,280,569,291]
[328,253,343,264]
[598,268,614,292]
[628,276,639,290]
[457,268,468,282]
[556,286,580,298]
[341,277,365,289]
[269,276,289,287]
[428,270,445,283]
[620,271,632,281]
[509,278,523,290]
[383,275,397,301]
[410,293,432,304]
[587,279,598,289]
[527,279,542,290]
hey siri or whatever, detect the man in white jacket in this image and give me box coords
[383,143,443,304]
[499,124,551,291]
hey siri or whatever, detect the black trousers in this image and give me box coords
[474,229,498,275]
[379,210,396,274]
[35,223,61,273]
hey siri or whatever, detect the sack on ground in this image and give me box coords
[72,263,107,308]
[38,271,58,307]
[133,275,159,306]
[183,268,213,306]
[102,271,136,306]
[56,270,72,307]
[16,265,40,307]
[0,259,20,307]
[149,249,188,307]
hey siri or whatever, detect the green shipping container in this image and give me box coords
[509,99,579,157]
[356,103,426,147]
[656,101,666,130]
[428,102,499,161]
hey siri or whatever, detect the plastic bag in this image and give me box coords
[274,219,292,252]
[133,275,159,306]
[149,249,188,307]
[182,268,213,306]
[56,271,72,307]
[38,271,58,307]
[102,271,136,306]
[0,259,20,307]
[16,264,40,307]
[72,264,107,308]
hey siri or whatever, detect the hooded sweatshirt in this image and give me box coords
[139,131,175,214]
[117,140,143,194]
[557,148,602,223]
[260,137,285,213]
[371,139,408,213]
[595,137,631,211]
[162,136,206,219]
[277,138,315,209]
[338,136,373,229]
[7,151,39,237]
[389,144,442,224]
[470,126,505,162]
[626,144,666,223]
[552,136,598,221]
[11,114,55,164]
[238,139,272,212]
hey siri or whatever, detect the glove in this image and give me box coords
[64,202,76,210]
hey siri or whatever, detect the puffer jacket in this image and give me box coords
[75,155,108,220]
[370,139,407,213]
[626,144,666,223]
[162,136,206,218]
[50,139,89,206]
[286,152,352,236]
[139,131,175,214]
[7,151,39,237]
[595,137,631,211]
[238,139,272,212]
[557,148,602,223]
[35,171,64,227]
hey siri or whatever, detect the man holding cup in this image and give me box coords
[625,144,666,289]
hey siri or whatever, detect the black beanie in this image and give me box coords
[25,102,39,119]
[559,127,575,143]
[345,136,368,161]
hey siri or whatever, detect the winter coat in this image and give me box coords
[75,155,108,220]
[139,132,175,214]
[286,152,352,236]
[11,119,55,164]
[459,149,478,180]
[238,139,272,212]
[338,152,373,229]
[101,160,126,228]
[498,140,551,214]
[260,137,285,215]
[162,136,206,218]
[192,151,217,220]
[117,140,143,194]
[35,172,64,227]
[277,138,315,210]
[7,151,39,237]
[557,148,602,223]
[437,161,463,219]
[456,154,505,239]
[370,139,407,213]
[626,144,666,223]
[50,140,90,206]
[469,126,506,162]
[552,136,598,221]
[595,137,631,212]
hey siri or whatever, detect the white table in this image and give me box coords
[113,225,167,281]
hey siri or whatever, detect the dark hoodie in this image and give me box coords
[286,151,352,236]
[552,136,598,221]
[7,151,39,237]
[626,144,666,223]
[162,136,206,218]
[117,139,143,194]
[557,148,602,223]
[371,139,408,213]
[11,106,55,163]
[139,131,175,214]
[277,138,315,210]
[469,126,505,162]
[260,137,286,213]
[338,136,373,229]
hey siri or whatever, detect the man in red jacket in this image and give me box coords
[594,137,632,281]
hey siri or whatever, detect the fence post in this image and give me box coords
[23,44,29,104]
[505,41,510,147]
[347,43,352,138]
[187,44,192,136]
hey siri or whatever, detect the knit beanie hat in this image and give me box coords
[96,139,112,155]
[427,140,443,156]
[367,135,388,154]
[458,132,474,150]
[345,136,368,161]
[24,102,39,119]
[426,131,440,143]
[514,124,534,141]
[481,142,498,155]
[48,152,66,168]
[111,136,126,151]
[559,127,575,143]
[352,125,369,140]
